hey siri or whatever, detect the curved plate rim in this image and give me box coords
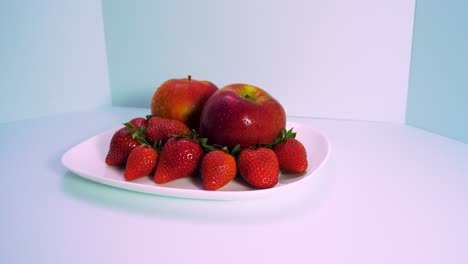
[61,121,331,200]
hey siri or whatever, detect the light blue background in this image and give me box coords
[406,0,468,143]
[102,0,415,123]
[0,0,110,123]
[1,0,466,143]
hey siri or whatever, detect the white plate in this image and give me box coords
[61,121,330,200]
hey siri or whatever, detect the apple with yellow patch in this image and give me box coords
[150,76,218,130]
[199,83,286,149]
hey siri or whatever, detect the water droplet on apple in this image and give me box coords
[242,117,252,126]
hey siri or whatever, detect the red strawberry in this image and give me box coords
[105,126,140,166]
[273,138,308,174]
[154,135,203,184]
[124,145,158,181]
[105,117,149,166]
[237,147,279,189]
[200,150,237,190]
[129,117,148,129]
[146,116,191,145]
[272,128,308,174]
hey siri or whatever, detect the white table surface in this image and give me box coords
[1,106,467,264]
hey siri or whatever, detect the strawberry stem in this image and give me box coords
[199,138,218,152]
[230,144,242,156]
[171,129,199,141]
[124,122,153,148]
[153,140,163,152]
[198,137,241,156]
[254,127,298,149]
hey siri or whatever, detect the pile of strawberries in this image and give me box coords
[105,115,308,190]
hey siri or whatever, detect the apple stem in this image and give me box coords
[188,75,191,81]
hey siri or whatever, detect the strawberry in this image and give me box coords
[200,150,237,190]
[105,117,148,166]
[237,147,279,189]
[146,116,191,145]
[129,117,148,129]
[272,128,308,174]
[273,138,308,174]
[124,145,158,181]
[154,134,204,184]
[105,126,140,166]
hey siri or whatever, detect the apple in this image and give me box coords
[150,76,218,130]
[199,83,286,149]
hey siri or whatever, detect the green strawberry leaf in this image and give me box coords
[153,140,163,152]
[123,122,153,148]
[170,129,199,141]
[198,137,240,156]
[123,122,136,135]
[284,127,297,139]
[199,138,216,152]
[257,127,298,149]
[230,144,242,156]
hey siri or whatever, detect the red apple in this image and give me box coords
[199,83,286,149]
[150,76,218,130]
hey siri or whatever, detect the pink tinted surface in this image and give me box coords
[1,107,467,263]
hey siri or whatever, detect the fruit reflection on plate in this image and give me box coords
[62,121,330,200]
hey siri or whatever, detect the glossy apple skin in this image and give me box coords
[151,77,218,130]
[199,84,286,149]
